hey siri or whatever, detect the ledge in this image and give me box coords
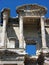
[0,61,24,64]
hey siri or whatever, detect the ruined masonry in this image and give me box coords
[0,4,49,65]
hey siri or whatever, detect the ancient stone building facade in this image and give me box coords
[0,4,49,65]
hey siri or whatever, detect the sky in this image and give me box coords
[0,0,49,55]
[0,0,49,18]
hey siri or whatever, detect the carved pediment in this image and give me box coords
[16,4,47,16]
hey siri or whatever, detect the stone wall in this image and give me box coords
[6,25,19,48]
[5,22,42,50]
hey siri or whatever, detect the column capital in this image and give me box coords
[1,8,10,19]
[40,16,45,18]
[19,15,23,19]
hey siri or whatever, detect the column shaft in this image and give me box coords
[41,16,47,48]
[2,14,8,47]
[19,16,24,48]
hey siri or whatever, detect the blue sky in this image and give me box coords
[0,0,49,55]
[0,0,49,18]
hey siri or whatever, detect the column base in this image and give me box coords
[41,47,49,53]
[18,63,24,65]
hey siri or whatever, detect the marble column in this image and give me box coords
[40,16,47,48]
[19,15,24,48]
[2,10,9,48]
